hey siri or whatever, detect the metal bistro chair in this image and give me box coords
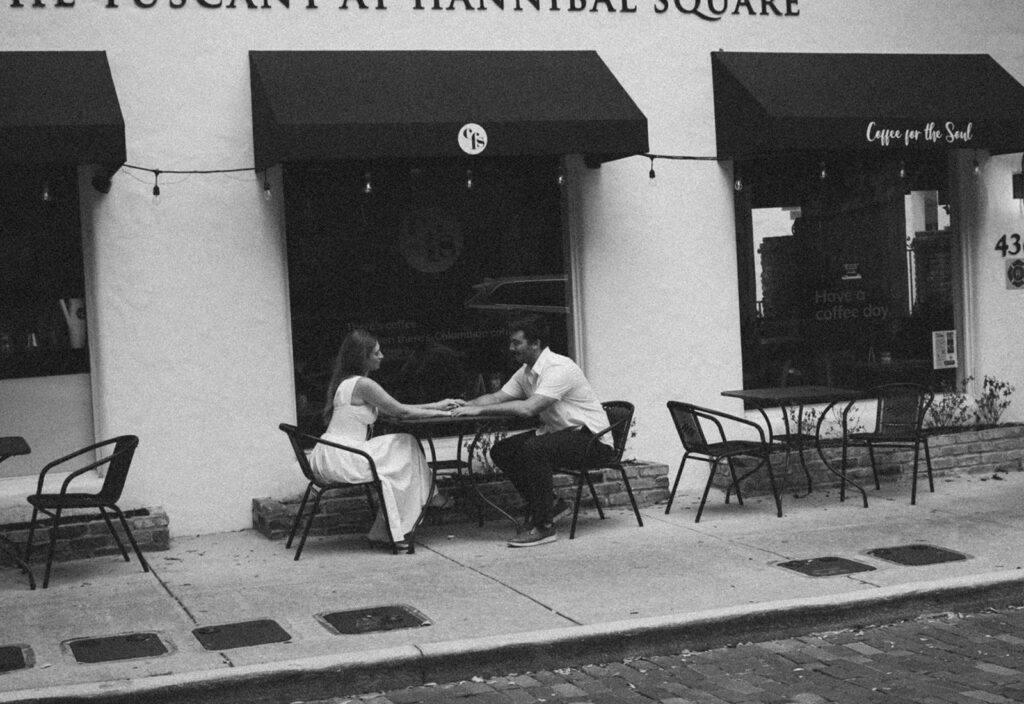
[25,435,147,589]
[840,383,935,504]
[555,401,643,539]
[278,423,409,558]
[665,401,782,523]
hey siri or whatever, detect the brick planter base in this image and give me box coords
[253,461,670,540]
[0,507,170,567]
[710,425,1024,495]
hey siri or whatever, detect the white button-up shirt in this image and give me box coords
[501,347,612,447]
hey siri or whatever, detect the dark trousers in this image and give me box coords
[491,427,614,528]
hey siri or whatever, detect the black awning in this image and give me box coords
[712,52,1024,160]
[249,51,648,169]
[0,51,126,166]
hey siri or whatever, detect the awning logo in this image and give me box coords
[458,123,488,155]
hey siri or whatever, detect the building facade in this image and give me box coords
[2,0,1023,535]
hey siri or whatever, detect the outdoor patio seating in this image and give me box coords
[25,435,147,589]
[554,400,642,539]
[665,401,782,522]
[278,423,408,558]
[840,383,935,504]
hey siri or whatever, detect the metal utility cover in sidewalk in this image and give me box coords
[317,605,431,635]
[0,645,31,673]
[778,556,877,577]
[193,619,291,651]
[66,633,168,663]
[868,544,969,566]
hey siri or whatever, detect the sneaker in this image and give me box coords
[508,523,557,548]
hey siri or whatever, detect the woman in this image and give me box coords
[310,329,459,551]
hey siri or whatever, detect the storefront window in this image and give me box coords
[735,154,958,393]
[0,166,89,380]
[284,158,567,435]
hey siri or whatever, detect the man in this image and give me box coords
[452,314,613,547]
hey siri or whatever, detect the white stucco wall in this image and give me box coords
[2,0,1023,535]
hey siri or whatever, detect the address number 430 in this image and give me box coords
[995,233,1022,257]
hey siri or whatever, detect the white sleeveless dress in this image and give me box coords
[310,376,433,544]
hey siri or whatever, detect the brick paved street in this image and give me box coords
[297,604,1024,704]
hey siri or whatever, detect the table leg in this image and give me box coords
[464,423,521,533]
[813,402,868,508]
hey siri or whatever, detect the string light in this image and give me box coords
[41,181,53,203]
[899,160,907,179]
[733,165,743,192]
[973,151,980,175]
[363,172,373,195]
[819,161,828,180]
[648,156,656,179]
[556,167,566,187]
[465,168,473,190]
[263,171,272,201]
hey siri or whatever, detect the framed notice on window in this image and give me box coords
[932,330,957,369]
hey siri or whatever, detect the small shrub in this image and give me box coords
[928,376,972,429]
[973,375,1015,426]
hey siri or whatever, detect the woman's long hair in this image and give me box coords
[322,329,378,424]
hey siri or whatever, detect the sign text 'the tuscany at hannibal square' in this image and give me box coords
[9,0,799,16]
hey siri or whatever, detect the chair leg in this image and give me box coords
[618,467,644,528]
[763,458,783,518]
[866,444,881,490]
[695,463,717,523]
[664,456,688,514]
[294,488,324,561]
[109,506,150,573]
[910,442,921,505]
[840,439,849,502]
[725,458,744,506]
[569,473,586,540]
[923,438,934,493]
[43,507,63,589]
[99,507,131,562]
[286,483,314,549]
[24,507,39,565]
[584,471,604,520]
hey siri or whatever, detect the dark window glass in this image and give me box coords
[284,158,567,435]
[0,166,88,379]
[735,155,957,395]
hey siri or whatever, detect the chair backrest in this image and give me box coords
[279,423,317,483]
[666,401,712,454]
[872,383,934,436]
[98,435,140,503]
[601,401,635,461]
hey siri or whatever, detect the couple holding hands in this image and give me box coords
[310,314,613,551]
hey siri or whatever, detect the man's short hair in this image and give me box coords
[508,314,550,348]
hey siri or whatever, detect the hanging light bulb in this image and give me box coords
[819,161,827,180]
[733,165,743,192]
[973,152,980,175]
[465,168,473,190]
[363,172,373,195]
[41,181,53,203]
[648,156,656,180]
[151,170,161,204]
[263,172,272,201]
[899,160,907,179]
[556,167,566,187]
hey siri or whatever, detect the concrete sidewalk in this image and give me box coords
[2,471,1023,703]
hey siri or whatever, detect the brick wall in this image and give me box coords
[710,425,1024,495]
[0,507,169,567]
[253,462,670,540]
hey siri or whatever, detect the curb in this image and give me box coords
[6,570,1024,704]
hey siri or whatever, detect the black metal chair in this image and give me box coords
[665,401,782,522]
[555,401,643,539]
[25,435,147,589]
[278,423,409,558]
[840,383,935,504]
